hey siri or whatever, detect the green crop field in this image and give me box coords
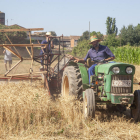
[110,46,140,64]
[71,43,140,65]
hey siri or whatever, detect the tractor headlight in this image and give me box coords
[112,67,120,74]
[126,67,133,74]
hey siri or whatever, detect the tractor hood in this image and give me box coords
[95,62,135,75]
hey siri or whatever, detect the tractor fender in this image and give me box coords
[68,61,89,89]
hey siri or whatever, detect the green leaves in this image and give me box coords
[78,31,90,42]
[0,24,27,44]
[72,40,91,58]
[106,17,118,35]
[119,24,140,46]
[101,34,120,47]
[110,46,140,64]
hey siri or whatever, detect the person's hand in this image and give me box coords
[74,59,79,63]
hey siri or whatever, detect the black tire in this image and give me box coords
[61,66,82,97]
[83,89,95,119]
[131,90,140,122]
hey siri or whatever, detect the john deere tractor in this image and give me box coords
[61,58,140,121]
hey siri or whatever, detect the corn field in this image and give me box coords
[110,46,140,64]
[72,43,140,65]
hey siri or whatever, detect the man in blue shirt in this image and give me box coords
[40,32,53,68]
[74,35,115,84]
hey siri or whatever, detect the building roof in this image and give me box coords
[70,36,80,40]
[8,24,25,28]
[33,32,46,35]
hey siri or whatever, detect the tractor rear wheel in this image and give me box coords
[83,89,95,119]
[61,66,82,98]
[131,90,140,122]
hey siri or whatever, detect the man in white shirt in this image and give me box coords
[3,46,12,71]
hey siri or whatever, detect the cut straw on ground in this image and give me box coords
[0,81,140,139]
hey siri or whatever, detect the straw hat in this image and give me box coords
[46,32,51,36]
[89,35,101,44]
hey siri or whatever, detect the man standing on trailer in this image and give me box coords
[3,42,12,72]
[74,35,115,84]
[40,32,53,69]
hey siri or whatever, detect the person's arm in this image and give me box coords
[104,56,115,61]
[41,40,48,53]
[41,47,45,53]
[37,40,40,44]
[74,50,90,63]
[3,49,5,54]
[74,58,85,63]
[104,46,115,61]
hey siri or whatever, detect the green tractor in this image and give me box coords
[61,58,140,121]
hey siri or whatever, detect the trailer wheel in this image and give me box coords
[61,66,82,97]
[83,89,95,119]
[131,90,140,122]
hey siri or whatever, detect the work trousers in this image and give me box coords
[88,64,97,84]
[40,51,44,65]
[88,62,115,84]
[40,51,54,66]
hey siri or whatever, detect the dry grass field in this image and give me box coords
[0,81,140,140]
[0,57,140,139]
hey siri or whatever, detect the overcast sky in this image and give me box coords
[0,0,140,36]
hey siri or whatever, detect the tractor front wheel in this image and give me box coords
[83,89,95,119]
[61,66,82,98]
[131,90,140,122]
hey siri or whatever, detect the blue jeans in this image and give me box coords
[88,61,115,84]
[40,51,54,65]
[40,51,44,65]
[88,64,97,84]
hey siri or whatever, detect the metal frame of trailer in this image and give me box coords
[0,28,72,95]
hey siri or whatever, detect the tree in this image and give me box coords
[134,24,140,46]
[106,17,118,35]
[78,30,90,42]
[72,40,91,58]
[0,24,27,44]
[50,31,57,36]
[119,24,140,46]
[101,34,120,47]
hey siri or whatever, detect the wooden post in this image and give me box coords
[4,33,21,56]
[29,31,32,44]
[26,46,32,58]
[3,46,22,60]
[4,60,22,76]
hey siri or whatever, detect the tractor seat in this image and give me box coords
[86,58,95,68]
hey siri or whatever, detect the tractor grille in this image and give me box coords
[111,75,132,93]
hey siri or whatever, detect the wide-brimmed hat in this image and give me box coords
[46,32,51,36]
[89,35,101,44]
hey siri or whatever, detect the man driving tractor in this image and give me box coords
[74,35,115,84]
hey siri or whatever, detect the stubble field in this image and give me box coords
[0,57,140,139]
